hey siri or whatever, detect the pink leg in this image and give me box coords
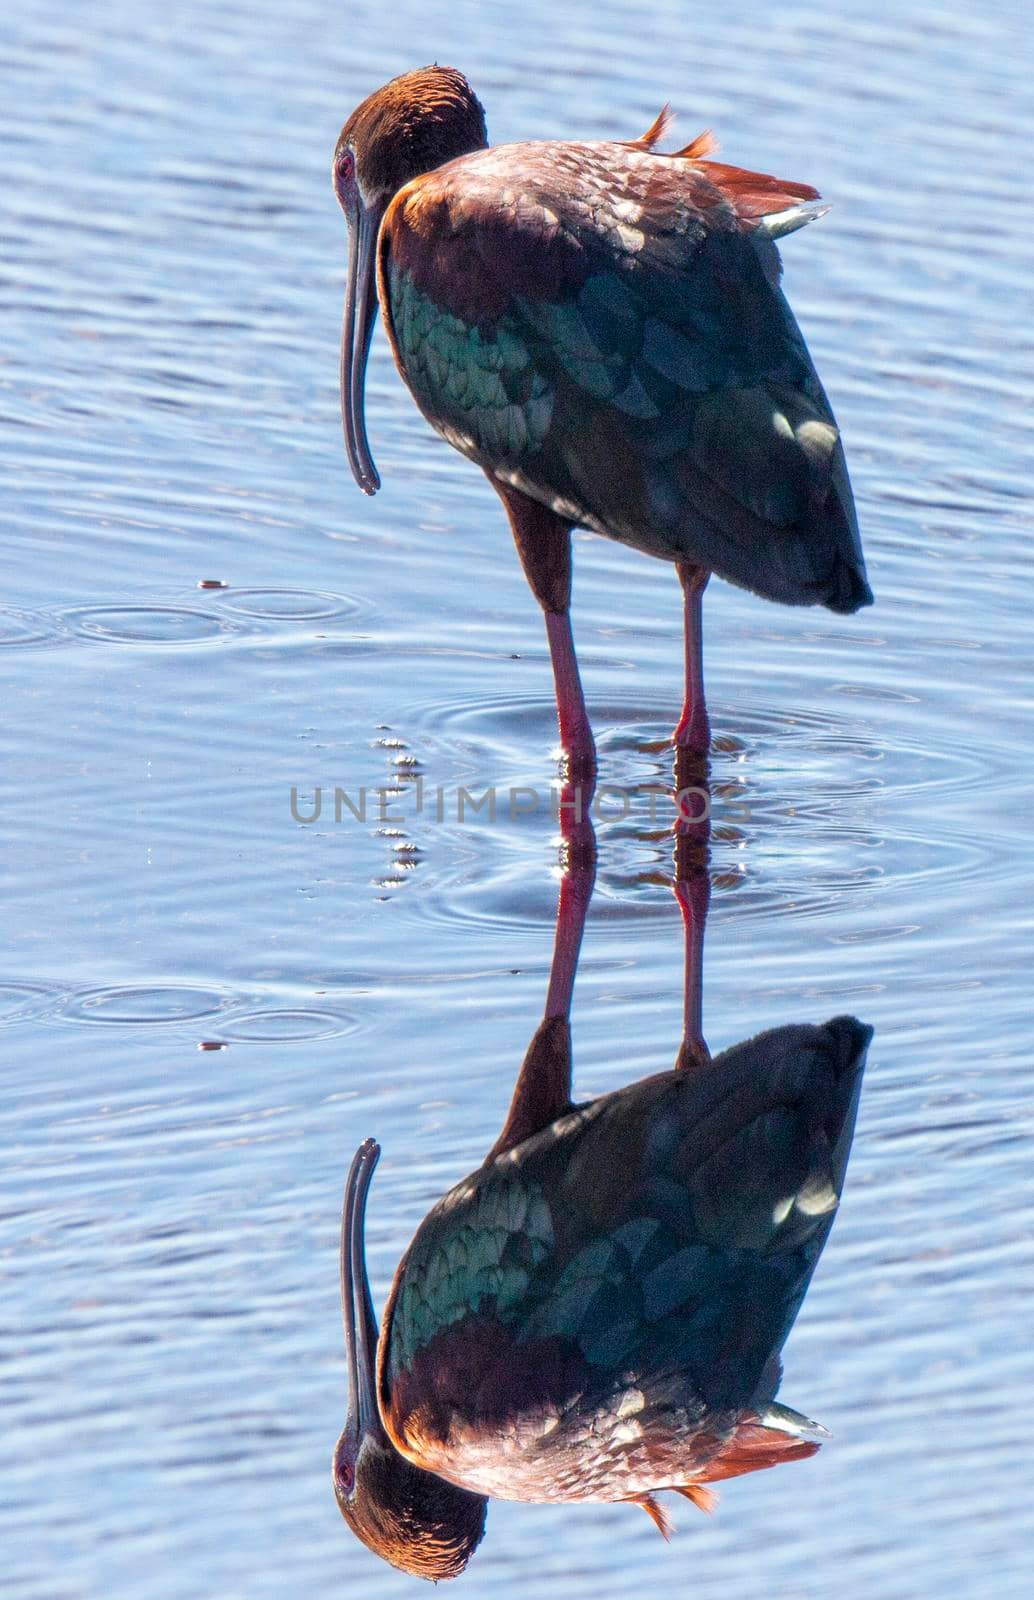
[673,561,711,756]
[545,610,596,777]
[494,480,597,779]
[484,810,596,1162]
[673,862,711,1071]
[545,798,597,1019]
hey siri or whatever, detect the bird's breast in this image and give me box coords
[394,1384,732,1504]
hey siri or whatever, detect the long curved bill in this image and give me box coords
[340,202,386,495]
[340,1137,387,1445]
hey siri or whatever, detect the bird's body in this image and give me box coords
[335,1003,871,1571]
[379,137,867,613]
[330,72,874,1578]
[334,67,872,772]
[377,1019,866,1517]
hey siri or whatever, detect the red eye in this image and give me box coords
[336,149,355,185]
[333,1436,356,1497]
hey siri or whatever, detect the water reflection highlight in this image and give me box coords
[334,799,870,1576]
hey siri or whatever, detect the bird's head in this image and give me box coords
[333,66,488,494]
[334,1138,487,1580]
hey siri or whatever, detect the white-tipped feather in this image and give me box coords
[758,200,830,238]
[758,1401,831,1440]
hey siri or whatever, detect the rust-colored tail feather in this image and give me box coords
[696,159,821,219]
[676,1483,719,1514]
[624,108,814,227]
[701,1419,823,1484]
[627,103,675,149]
[631,1492,675,1539]
[674,129,720,159]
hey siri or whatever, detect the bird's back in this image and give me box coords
[378,138,871,613]
[378,1016,869,1503]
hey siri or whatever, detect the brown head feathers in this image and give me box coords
[338,66,487,203]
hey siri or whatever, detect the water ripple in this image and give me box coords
[0,606,67,649]
[212,587,360,622]
[0,980,63,1025]
[4,4,1033,1596]
[60,604,247,647]
[379,690,999,937]
[218,1007,357,1042]
[58,984,234,1026]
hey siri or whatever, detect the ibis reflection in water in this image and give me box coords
[333,66,872,776]
[333,785,871,1578]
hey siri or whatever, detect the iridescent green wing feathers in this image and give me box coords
[380,142,870,612]
[386,268,555,462]
[382,1018,869,1435]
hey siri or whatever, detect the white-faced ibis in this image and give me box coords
[333,814,871,1577]
[334,66,872,774]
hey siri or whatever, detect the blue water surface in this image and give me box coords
[2,2,1032,1597]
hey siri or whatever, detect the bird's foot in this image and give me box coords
[558,730,597,789]
[672,708,711,762]
[672,715,711,839]
[675,1035,713,1072]
[672,739,711,849]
